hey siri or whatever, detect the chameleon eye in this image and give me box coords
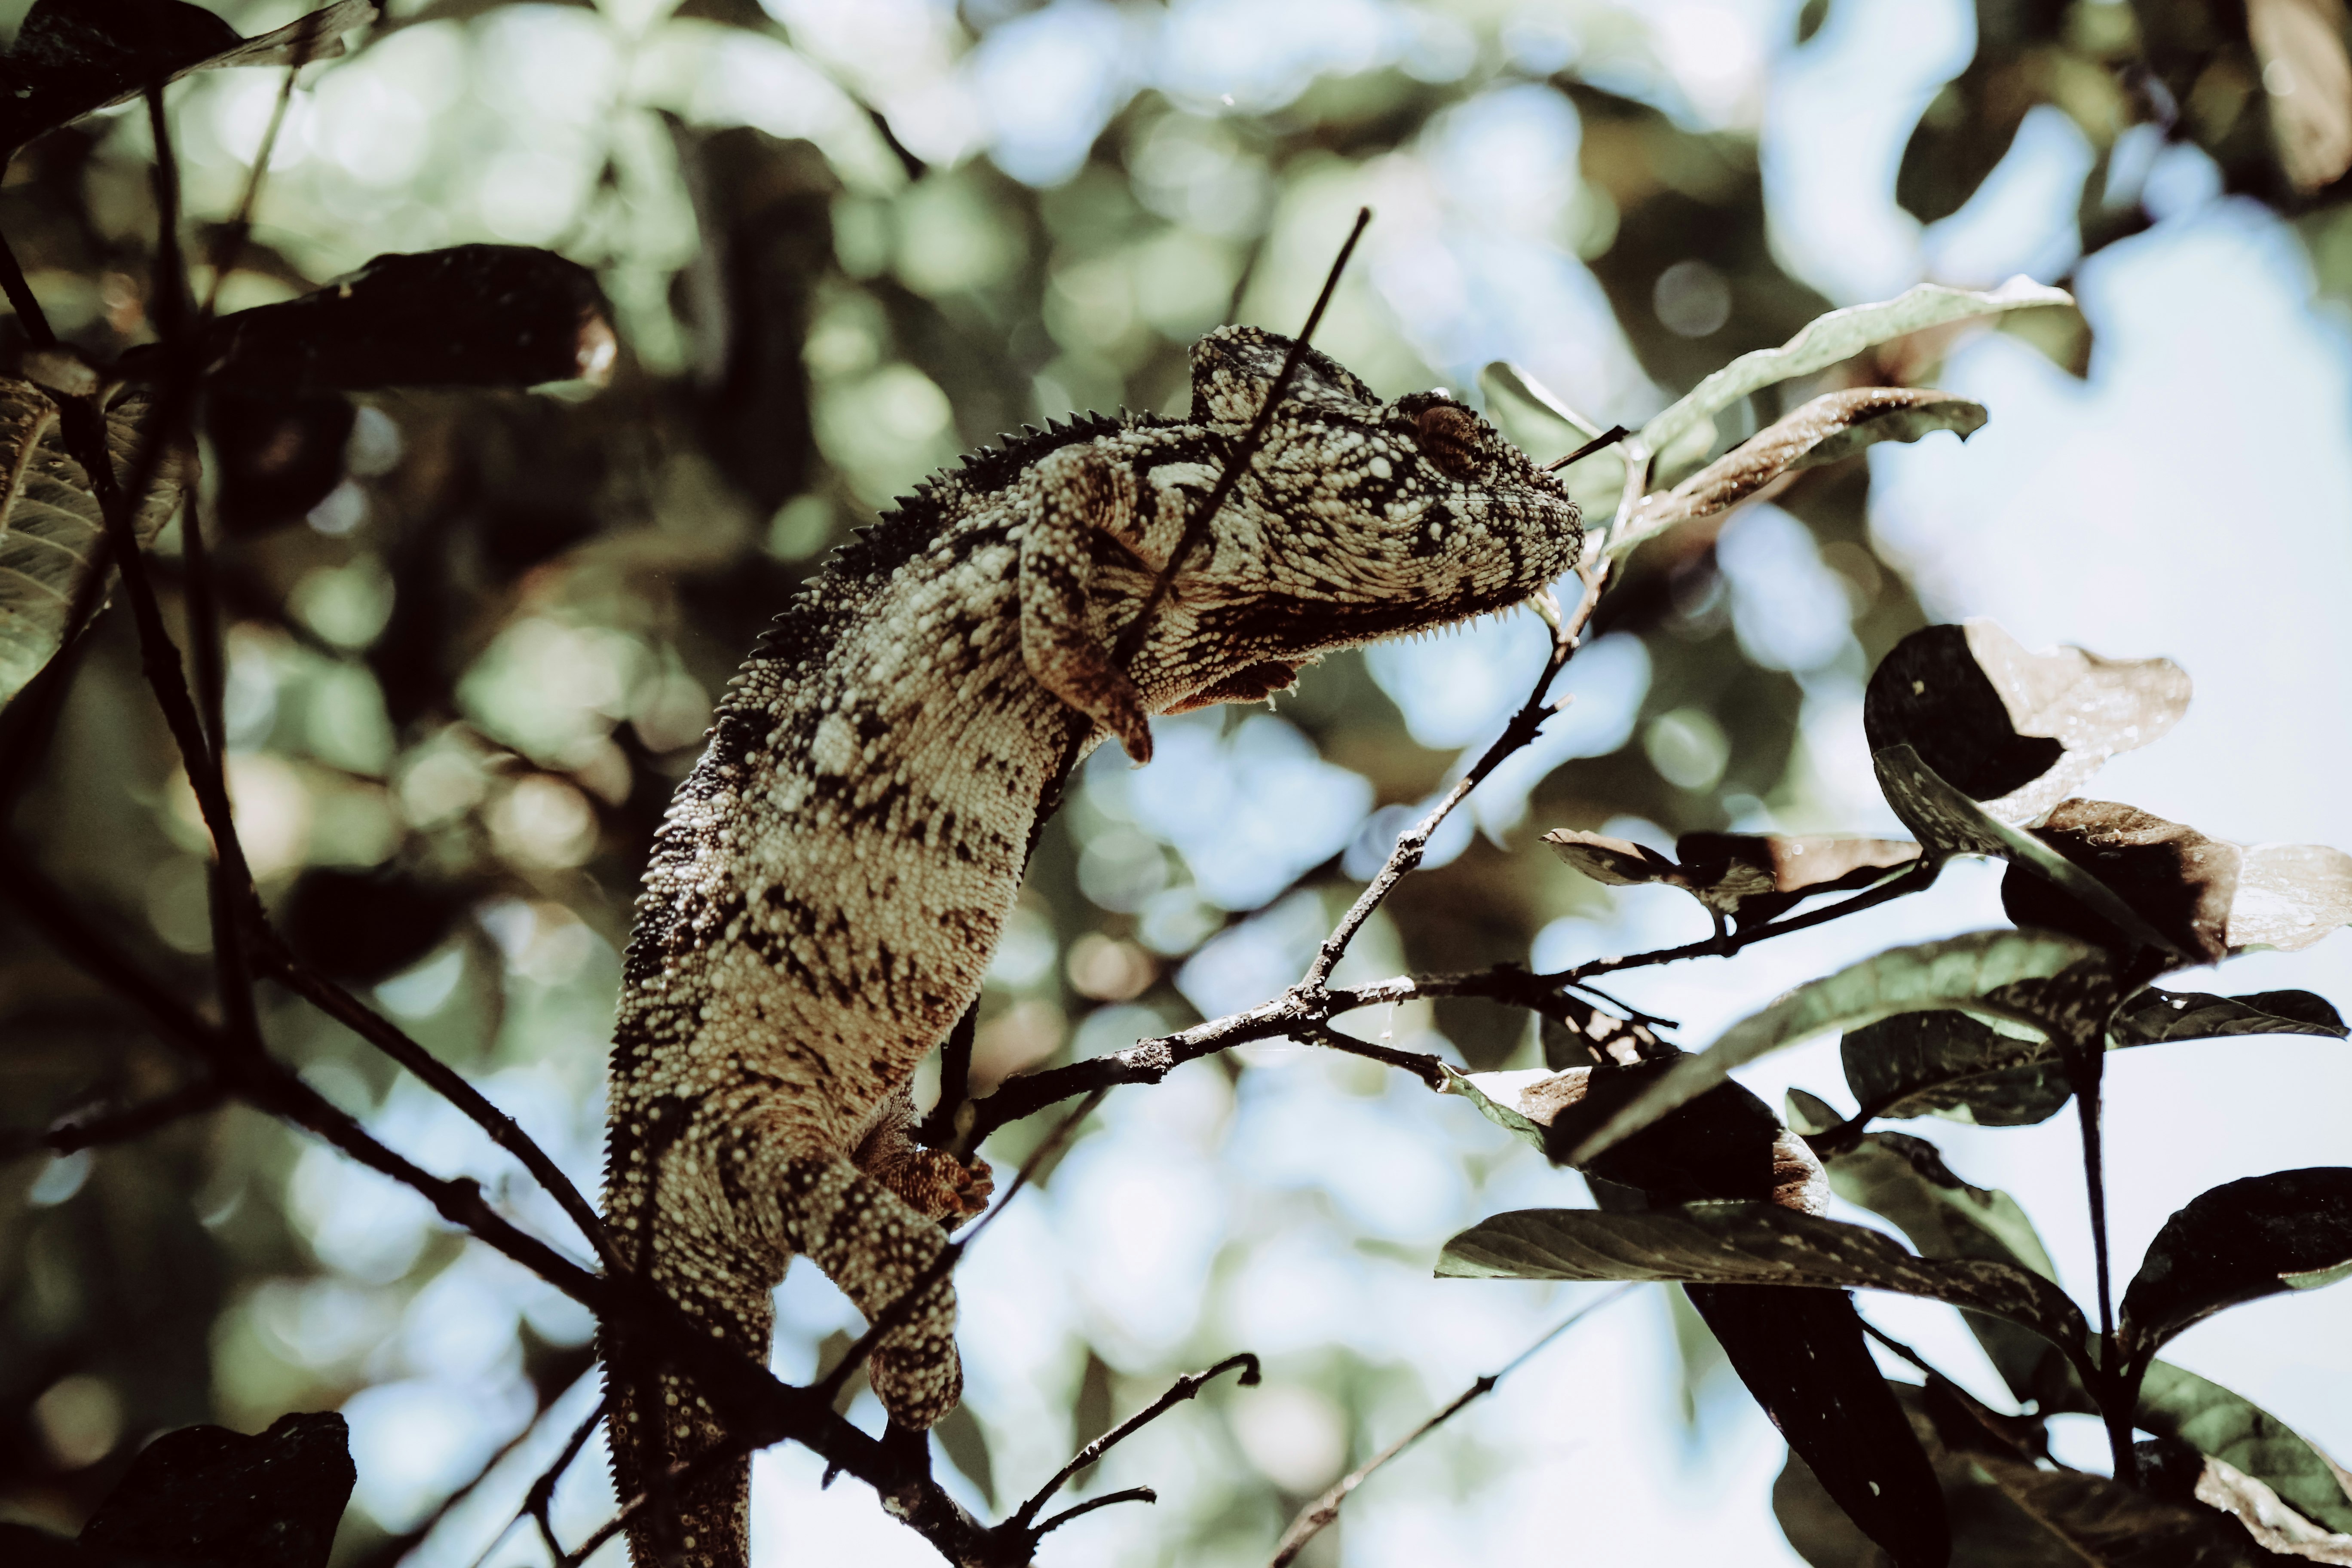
[1413,403,1483,480]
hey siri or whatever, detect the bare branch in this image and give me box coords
[5,1075,227,1161]
[1009,1354,1262,1538]
[249,929,619,1273]
[1270,1287,1635,1567]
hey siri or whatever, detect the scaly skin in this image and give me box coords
[602,326,1582,1566]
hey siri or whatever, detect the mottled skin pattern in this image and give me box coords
[602,326,1581,1566]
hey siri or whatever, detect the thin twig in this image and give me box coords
[1555,859,1941,983]
[248,931,619,1271]
[6,1075,227,1160]
[1031,1486,1158,1539]
[1541,423,1629,472]
[1305,559,1606,988]
[1270,1285,1633,1567]
[963,858,1937,1147]
[1009,1354,1262,1535]
[202,23,320,318]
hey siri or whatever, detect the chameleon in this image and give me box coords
[601,324,1583,1566]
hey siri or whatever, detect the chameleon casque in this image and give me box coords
[602,325,1583,1565]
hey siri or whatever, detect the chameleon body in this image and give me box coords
[601,326,1582,1566]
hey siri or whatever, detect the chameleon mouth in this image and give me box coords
[1164,660,1303,714]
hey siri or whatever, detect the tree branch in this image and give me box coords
[1270,1286,1633,1566]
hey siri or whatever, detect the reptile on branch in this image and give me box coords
[602,324,1584,1566]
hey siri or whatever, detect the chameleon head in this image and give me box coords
[1147,324,1585,715]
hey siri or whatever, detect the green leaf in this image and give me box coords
[1612,389,1986,559]
[1872,744,2184,955]
[1823,1131,2070,1408]
[2112,989,2347,1047]
[1476,361,1629,521]
[1638,278,2072,458]
[2122,1168,2352,1366]
[0,382,184,709]
[1437,1202,2091,1359]
[1963,1451,2285,1567]
[1562,928,2098,1168]
[1841,1008,2073,1128]
[2133,1361,2352,1536]
[1439,1065,1549,1152]
[1840,987,2345,1137]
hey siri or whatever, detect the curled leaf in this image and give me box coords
[1563,928,2100,1168]
[1872,744,2182,954]
[0,0,369,159]
[1616,388,1985,557]
[0,380,185,708]
[2195,1457,2352,1563]
[1481,1060,1827,1213]
[2002,800,2241,964]
[1544,827,1920,930]
[1866,621,2190,829]
[2121,1168,2352,1368]
[168,246,618,393]
[1638,276,2073,458]
[1438,1202,2092,1359]
[2005,800,2352,961]
[2232,842,2352,953]
[2130,1361,2352,1539]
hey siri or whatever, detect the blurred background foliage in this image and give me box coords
[3,0,2349,1564]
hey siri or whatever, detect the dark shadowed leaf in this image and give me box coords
[0,1523,89,1565]
[1865,621,2189,829]
[1562,929,2098,1167]
[1688,1283,1949,1568]
[2121,1169,2352,1367]
[179,246,618,392]
[1966,1450,2287,1566]
[1824,1132,2070,1409]
[1616,389,1986,556]
[1638,278,2071,457]
[0,0,369,158]
[77,1410,353,1568]
[1785,1087,1841,1136]
[2112,989,2347,1048]
[0,381,185,708]
[1841,986,2344,1137]
[1872,745,2181,955]
[1438,1202,2091,1359]
[1471,1059,1828,1212]
[1774,1447,1889,1568]
[1841,1009,2072,1128]
[1545,827,1921,931]
[2002,801,2241,964]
